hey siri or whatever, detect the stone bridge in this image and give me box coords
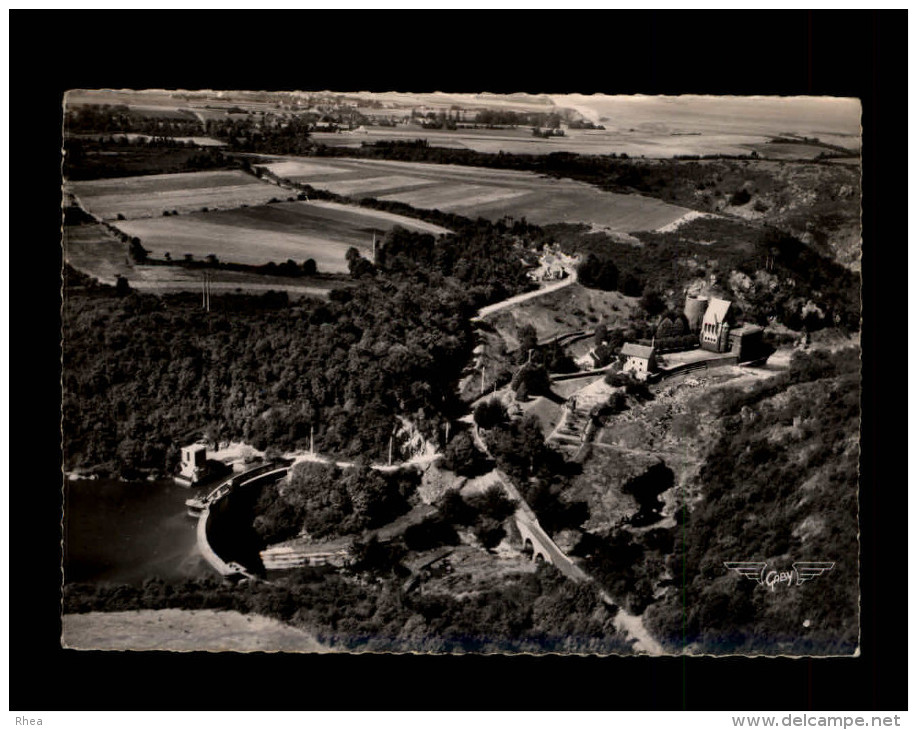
[471,426,588,582]
[516,518,551,564]
[514,511,588,582]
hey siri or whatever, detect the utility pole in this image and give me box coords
[444,421,450,444]
[310,424,314,456]
[388,435,393,466]
[372,230,377,261]
[202,272,211,312]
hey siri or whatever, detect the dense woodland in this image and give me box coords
[253,462,417,544]
[251,451,519,555]
[224,116,317,155]
[63,279,465,475]
[62,217,534,476]
[642,348,861,654]
[65,104,205,137]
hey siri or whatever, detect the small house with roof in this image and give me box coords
[177,442,208,485]
[621,343,656,380]
[727,324,765,361]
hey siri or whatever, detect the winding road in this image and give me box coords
[474,268,577,320]
[472,415,664,655]
[470,425,587,582]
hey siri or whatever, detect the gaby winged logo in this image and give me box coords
[723,561,835,591]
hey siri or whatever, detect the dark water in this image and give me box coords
[63,479,213,585]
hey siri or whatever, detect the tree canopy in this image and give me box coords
[576,253,619,291]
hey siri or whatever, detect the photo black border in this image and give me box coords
[11,9,905,712]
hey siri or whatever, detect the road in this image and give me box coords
[606,595,666,656]
[515,511,589,582]
[472,416,666,653]
[474,268,577,319]
[290,449,440,473]
[470,425,587,582]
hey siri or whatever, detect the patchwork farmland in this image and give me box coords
[312,127,781,158]
[112,199,450,272]
[65,164,454,281]
[257,156,691,232]
[62,220,343,298]
[66,170,288,220]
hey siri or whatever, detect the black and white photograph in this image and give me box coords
[59,87,863,658]
[8,6,908,719]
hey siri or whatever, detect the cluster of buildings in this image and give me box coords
[620,296,764,380]
[688,296,764,359]
[526,245,578,282]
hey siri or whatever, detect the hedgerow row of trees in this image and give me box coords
[65,104,204,137]
[64,138,229,180]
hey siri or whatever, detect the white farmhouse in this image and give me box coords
[621,343,656,380]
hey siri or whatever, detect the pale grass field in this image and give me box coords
[378,183,529,211]
[262,156,690,232]
[63,221,334,298]
[114,200,449,271]
[315,174,433,196]
[62,609,329,652]
[257,159,355,179]
[115,216,357,270]
[68,170,286,220]
[310,126,782,157]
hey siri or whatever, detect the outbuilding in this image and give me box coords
[728,324,765,361]
[178,443,208,484]
[621,343,656,380]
